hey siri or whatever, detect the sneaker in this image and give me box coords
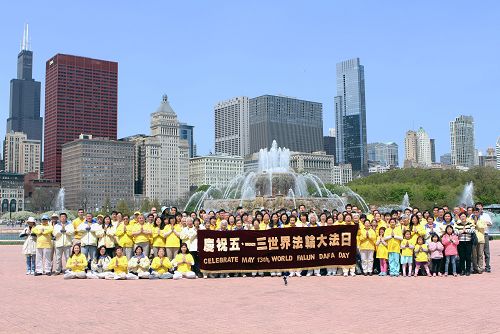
[306,273,311,277]
[277,273,281,277]
[26,271,30,275]
[30,271,34,275]
[270,272,276,277]
[289,272,295,277]
[444,273,448,277]
[296,273,301,277]
[485,268,491,273]
[203,275,207,279]
[46,272,52,276]
[242,274,246,278]
[343,273,348,277]
[350,272,356,277]
[315,273,321,277]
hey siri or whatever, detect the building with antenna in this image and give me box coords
[6,24,43,143]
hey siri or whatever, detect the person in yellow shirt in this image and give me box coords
[414,236,431,277]
[384,218,403,277]
[400,230,415,277]
[33,215,54,276]
[96,215,116,257]
[341,214,357,277]
[164,215,182,260]
[376,227,388,276]
[131,214,152,258]
[410,215,426,244]
[359,220,376,276]
[130,211,141,225]
[150,247,173,279]
[106,246,136,280]
[63,244,88,279]
[151,216,166,258]
[172,243,196,279]
[71,209,85,244]
[115,215,134,259]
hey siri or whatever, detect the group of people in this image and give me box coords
[20,202,493,280]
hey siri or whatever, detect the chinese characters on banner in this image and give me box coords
[197,225,358,273]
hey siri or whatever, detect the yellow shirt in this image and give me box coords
[32,224,54,248]
[152,226,166,247]
[400,238,415,257]
[107,255,129,274]
[173,253,194,273]
[411,224,426,244]
[384,226,403,253]
[72,217,85,240]
[131,223,152,244]
[115,223,134,247]
[66,253,88,272]
[150,257,173,275]
[259,222,269,230]
[376,236,388,259]
[165,224,182,247]
[359,228,376,251]
[414,244,429,262]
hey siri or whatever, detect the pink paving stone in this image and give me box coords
[0,243,499,334]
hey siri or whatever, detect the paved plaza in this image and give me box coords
[1,243,499,334]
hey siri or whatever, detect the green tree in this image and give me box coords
[140,198,151,213]
[116,199,132,217]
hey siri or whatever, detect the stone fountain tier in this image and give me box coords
[203,196,346,212]
[254,172,297,197]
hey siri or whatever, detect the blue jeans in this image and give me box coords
[26,254,35,272]
[445,255,457,274]
[388,252,400,276]
[82,245,97,267]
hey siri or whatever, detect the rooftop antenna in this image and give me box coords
[21,23,30,51]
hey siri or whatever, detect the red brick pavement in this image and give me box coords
[0,242,499,334]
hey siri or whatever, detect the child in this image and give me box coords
[413,236,431,277]
[64,244,88,279]
[400,230,415,277]
[383,219,403,277]
[376,227,388,276]
[359,220,376,275]
[428,233,444,277]
[441,225,459,277]
[20,217,37,275]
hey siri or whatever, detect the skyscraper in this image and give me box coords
[44,54,118,182]
[335,58,367,172]
[179,123,195,158]
[430,138,436,163]
[450,115,475,168]
[404,128,431,168]
[125,96,189,203]
[3,131,41,177]
[249,95,323,154]
[214,97,250,157]
[6,25,42,143]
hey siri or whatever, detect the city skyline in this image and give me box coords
[0,2,499,164]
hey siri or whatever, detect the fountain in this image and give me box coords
[185,141,350,212]
[459,182,474,207]
[54,188,65,211]
[401,192,410,210]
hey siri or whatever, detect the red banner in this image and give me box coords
[197,225,358,273]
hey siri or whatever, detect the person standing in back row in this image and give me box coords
[32,215,54,276]
[52,212,74,275]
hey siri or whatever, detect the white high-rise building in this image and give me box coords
[416,127,432,167]
[189,155,243,189]
[214,97,249,157]
[450,115,475,168]
[496,137,500,170]
[404,128,431,168]
[126,95,189,204]
[3,131,41,177]
[332,164,353,185]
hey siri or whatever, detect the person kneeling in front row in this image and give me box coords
[64,244,88,279]
[128,245,151,279]
[172,243,196,280]
[105,246,138,280]
[150,247,174,279]
[87,246,112,279]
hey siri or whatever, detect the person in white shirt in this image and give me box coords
[77,213,102,267]
[476,202,492,273]
[180,217,199,276]
[52,212,74,275]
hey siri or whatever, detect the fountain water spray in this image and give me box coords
[459,182,474,207]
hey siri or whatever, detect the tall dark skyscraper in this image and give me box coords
[6,25,42,142]
[335,58,368,172]
[180,123,195,158]
[249,95,323,153]
[44,54,118,182]
[430,138,436,163]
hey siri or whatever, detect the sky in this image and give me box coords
[0,1,499,163]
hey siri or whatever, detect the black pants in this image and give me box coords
[431,258,441,274]
[458,241,472,274]
[191,251,199,274]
